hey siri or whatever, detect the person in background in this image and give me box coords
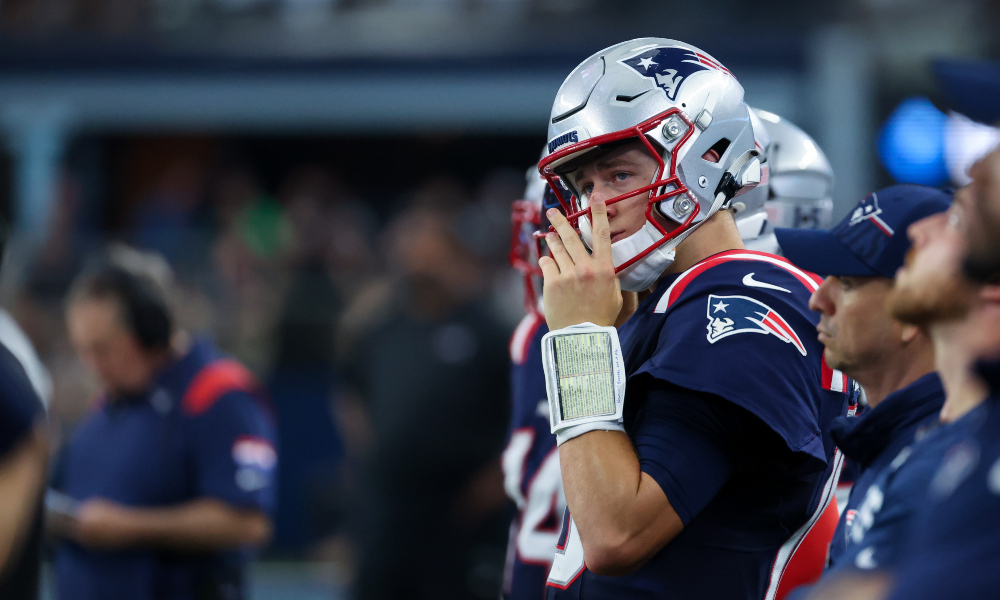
[881,143,1000,600]
[0,218,52,600]
[502,169,566,600]
[342,178,511,600]
[49,245,276,600]
[0,340,47,593]
[776,185,949,575]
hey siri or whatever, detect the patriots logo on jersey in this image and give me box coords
[848,192,894,235]
[705,294,807,356]
[619,46,723,101]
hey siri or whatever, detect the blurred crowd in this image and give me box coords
[7,147,526,588]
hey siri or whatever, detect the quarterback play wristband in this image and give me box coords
[541,322,627,444]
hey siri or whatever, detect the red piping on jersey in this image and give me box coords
[545,563,586,591]
[181,359,259,416]
[655,250,822,314]
[774,498,840,599]
[764,449,845,600]
[820,356,849,393]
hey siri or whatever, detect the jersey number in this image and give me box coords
[502,429,566,565]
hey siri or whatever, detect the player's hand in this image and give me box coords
[540,199,623,330]
[73,498,139,549]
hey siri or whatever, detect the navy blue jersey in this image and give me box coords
[546,250,854,600]
[0,341,43,458]
[887,358,1000,600]
[54,339,276,600]
[826,399,982,575]
[503,311,566,600]
[826,373,944,570]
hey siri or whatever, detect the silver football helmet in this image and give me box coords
[736,108,834,254]
[538,38,763,291]
[756,109,834,230]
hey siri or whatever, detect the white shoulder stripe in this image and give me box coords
[655,253,820,313]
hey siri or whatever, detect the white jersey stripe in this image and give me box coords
[655,252,820,314]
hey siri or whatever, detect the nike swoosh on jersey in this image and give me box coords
[743,272,791,293]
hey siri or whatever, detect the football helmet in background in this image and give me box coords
[744,109,835,253]
[538,38,763,291]
[759,108,834,230]
[509,165,547,316]
[733,107,774,243]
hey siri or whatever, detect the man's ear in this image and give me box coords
[900,323,922,344]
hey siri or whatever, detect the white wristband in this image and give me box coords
[541,322,627,440]
[555,420,626,446]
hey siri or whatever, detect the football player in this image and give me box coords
[741,109,835,254]
[534,38,855,599]
[503,171,567,600]
[502,108,838,599]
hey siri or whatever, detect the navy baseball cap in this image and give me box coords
[775,184,952,279]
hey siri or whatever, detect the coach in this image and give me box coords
[50,248,276,600]
[776,184,950,573]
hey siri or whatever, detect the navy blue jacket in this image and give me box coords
[888,358,1000,599]
[54,340,276,600]
[826,373,945,569]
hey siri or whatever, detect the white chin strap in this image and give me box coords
[579,191,729,292]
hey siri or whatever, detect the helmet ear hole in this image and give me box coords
[703,138,731,162]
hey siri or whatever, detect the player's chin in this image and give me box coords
[820,346,846,372]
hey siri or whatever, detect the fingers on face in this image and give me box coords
[546,232,574,272]
[547,208,590,264]
[588,199,612,261]
[538,255,559,279]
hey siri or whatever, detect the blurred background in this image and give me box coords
[0,0,996,597]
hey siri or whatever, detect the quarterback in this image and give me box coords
[535,38,854,599]
[502,106,841,599]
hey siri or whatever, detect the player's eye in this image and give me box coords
[581,183,594,196]
[614,172,630,182]
[839,277,862,290]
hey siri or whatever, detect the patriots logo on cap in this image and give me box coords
[705,294,807,356]
[620,46,731,101]
[848,192,895,236]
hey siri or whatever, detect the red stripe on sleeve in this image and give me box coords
[181,359,259,416]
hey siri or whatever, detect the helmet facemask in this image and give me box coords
[538,108,718,291]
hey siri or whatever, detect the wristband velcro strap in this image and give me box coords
[541,322,626,436]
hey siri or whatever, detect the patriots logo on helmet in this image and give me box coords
[848,191,895,236]
[620,46,729,101]
[705,294,807,356]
